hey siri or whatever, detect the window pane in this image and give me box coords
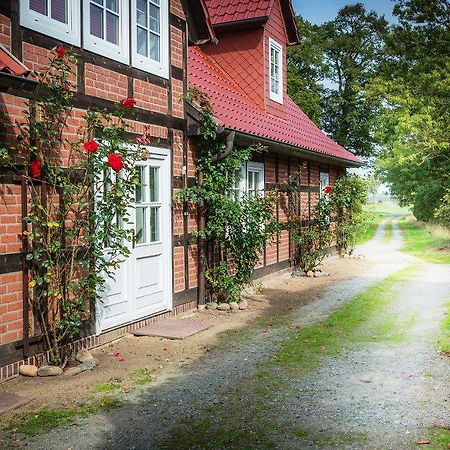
[137,27,148,56]
[90,4,104,39]
[248,171,254,191]
[149,33,160,61]
[92,0,103,5]
[149,3,160,33]
[51,0,67,23]
[106,11,119,44]
[150,207,159,242]
[149,167,159,202]
[136,207,146,244]
[135,166,145,203]
[254,172,260,189]
[151,0,160,5]
[137,0,148,27]
[106,0,118,12]
[30,0,47,15]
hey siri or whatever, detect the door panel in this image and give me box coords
[97,148,172,333]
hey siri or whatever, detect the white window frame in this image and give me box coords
[231,162,265,200]
[20,0,81,46]
[83,0,129,64]
[131,0,169,79]
[268,37,283,104]
[320,171,330,198]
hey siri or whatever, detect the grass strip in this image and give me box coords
[383,219,393,244]
[3,396,122,437]
[438,301,450,355]
[272,265,418,374]
[399,218,450,264]
[159,266,418,450]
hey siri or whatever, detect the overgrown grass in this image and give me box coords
[438,301,450,355]
[399,217,450,264]
[272,265,418,374]
[4,396,123,437]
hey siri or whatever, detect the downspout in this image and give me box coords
[197,130,235,306]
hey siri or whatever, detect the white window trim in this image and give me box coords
[131,0,169,79]
[82,0,129,64]
[320,171,330,198]
[268,37,283,104]
[246,161,265,197]
[20,0,81,46]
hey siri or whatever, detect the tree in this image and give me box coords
[321,4,388,157]
[376,0,450,224]
[287,17,326,127]
[287,4,388,158]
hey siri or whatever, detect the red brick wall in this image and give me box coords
[0,14,11,51]
[0,0,188,354]
[0,272,23,346]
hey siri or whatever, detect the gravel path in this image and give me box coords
[24,219,450,450]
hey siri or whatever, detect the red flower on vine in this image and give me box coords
[108,153,124,173]
[29,160,42,178]
[56,47,66,59]
[325,186,332,194]
[121,97,136,109]
[83,140,99,153]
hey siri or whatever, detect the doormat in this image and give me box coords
[0,392,32,414]
[132,318,210,340]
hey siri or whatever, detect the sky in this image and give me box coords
[292,0,396,24]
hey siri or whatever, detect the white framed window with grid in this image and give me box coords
[131,0,169,79]
[20,0,81,46]
[83,0,129,64]
[268,37,283,104]
[230,162,265,200]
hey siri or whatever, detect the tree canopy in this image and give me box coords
[287,0,449,225]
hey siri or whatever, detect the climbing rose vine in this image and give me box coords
[6,48,145,366]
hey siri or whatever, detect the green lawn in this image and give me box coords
[383,219,393,244]
[399,218,450,264]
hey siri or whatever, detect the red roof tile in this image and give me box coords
[205,0,273,25]
[0,45,30,77]
[188,46,361,165]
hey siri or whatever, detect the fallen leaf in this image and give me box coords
[162,347,168,352]
[113,352,120,357]
[118,357,125,362]
[417,439,430,445]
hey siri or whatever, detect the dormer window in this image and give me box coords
[269,38,283,104]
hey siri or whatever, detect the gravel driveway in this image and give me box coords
[23,219,450,450]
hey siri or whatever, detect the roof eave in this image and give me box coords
[0,71,38,93]
[232,130,363,168]
[280,0,300,45]
[213,16,269,32]
[182,0,218,45]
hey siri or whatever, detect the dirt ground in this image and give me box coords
[0,255,372,418]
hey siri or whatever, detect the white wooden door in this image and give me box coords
[97,148,172,333]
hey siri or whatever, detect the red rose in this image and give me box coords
[108,153,124,173]
[83,140,99,153]
[121,97,136,109]
[56,47,66,59]
[29,160,42,178]
[325,186,332,194]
